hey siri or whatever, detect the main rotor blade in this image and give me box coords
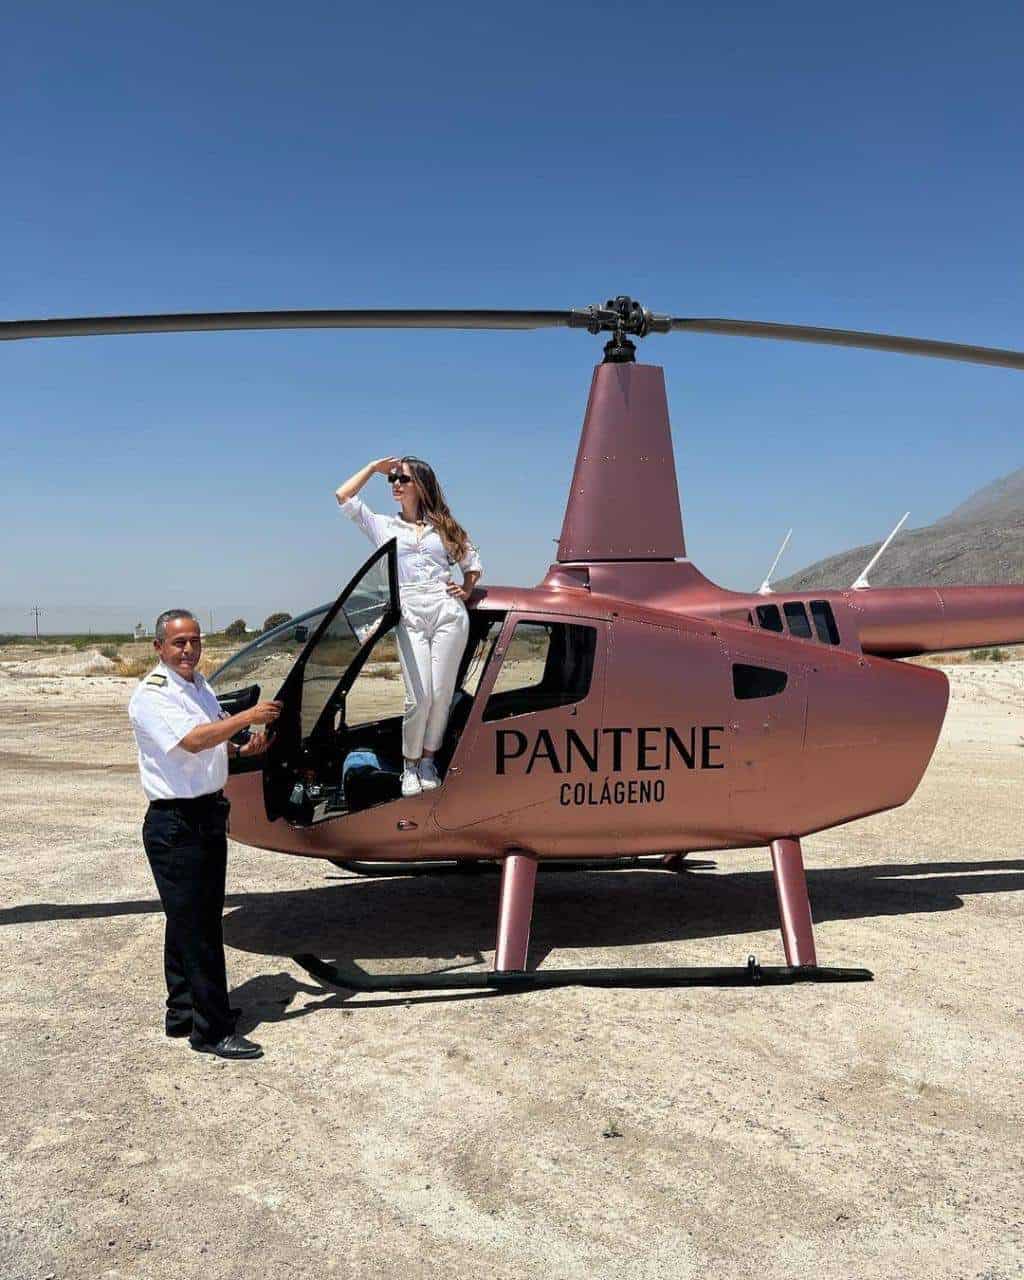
[670,317,1024,370]
[0,308,573,342]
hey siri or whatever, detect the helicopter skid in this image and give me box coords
[292,953,873,992]
[302,836,862,991]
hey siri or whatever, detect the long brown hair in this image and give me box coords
[402,456,471,562]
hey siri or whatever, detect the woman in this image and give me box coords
[335,456,482,797]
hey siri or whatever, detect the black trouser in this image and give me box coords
[142,791,233,1045]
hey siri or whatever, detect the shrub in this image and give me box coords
[224,618,248,640]
[262,611,293,633]
[968,647,1010,662]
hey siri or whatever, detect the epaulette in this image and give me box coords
[145,673,168,687]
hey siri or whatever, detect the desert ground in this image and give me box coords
[1,645,1022,1280]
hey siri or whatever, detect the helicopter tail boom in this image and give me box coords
[850,585,1024,658]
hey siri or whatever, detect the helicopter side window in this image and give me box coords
[755,603,783,632]
[783,601,813,640]
[733,663,788,700]
[809,600,841,645]
[482,621,595,722]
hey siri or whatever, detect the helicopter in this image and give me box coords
[6,297,1023,993]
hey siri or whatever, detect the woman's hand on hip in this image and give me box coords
[446,583,469,602]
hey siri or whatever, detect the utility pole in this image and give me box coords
[30,605,43,639]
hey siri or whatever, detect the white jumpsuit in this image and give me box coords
[341,495,482,759]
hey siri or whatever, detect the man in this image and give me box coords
[128,609,282,1061]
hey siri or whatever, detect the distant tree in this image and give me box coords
[224,618,248,640]
[262,611,293,633]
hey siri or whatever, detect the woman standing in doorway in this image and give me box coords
[335,457,482,797]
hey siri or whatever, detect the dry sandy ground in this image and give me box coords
[1,659,1022,1280]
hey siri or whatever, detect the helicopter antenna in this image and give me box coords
[851,512,910,590]
[757,529,793,595]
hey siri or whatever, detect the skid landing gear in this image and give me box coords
[293,953,873,993]
[300,839,873,993]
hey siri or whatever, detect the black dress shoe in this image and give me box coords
[191,1033,263,1061]
[166,1007,241,1038]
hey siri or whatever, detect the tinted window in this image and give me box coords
[810,600,841,645]
[733,664,788,700]
[783,602,813,639]
[756,604,783,633]
[483,622,595,722]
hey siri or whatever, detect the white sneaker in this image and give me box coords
[401,766,422,797]
[418,759,441,790]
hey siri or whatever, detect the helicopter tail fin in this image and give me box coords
[557,362,686,563]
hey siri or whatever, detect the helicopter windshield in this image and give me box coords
[207,605,330,703]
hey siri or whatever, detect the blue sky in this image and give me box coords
[2,1,1021,633]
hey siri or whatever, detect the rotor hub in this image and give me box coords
[568,296,671,363]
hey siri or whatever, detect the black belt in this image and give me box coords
[149,790,225,810]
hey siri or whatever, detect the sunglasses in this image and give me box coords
[387,471,414,485]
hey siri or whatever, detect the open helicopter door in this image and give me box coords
[261,539,400,824]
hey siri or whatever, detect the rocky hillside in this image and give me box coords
[776,466,1024,590]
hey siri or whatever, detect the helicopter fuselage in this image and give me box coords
[221,577,955,863]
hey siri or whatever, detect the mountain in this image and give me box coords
[936,466,1024,526]
[774,466,1024,591]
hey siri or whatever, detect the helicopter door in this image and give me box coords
[262,538,400,822]
[434,613,607,831]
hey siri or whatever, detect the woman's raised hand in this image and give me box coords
[371,457,402,475]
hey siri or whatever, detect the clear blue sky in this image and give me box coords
[2,1,1021,634]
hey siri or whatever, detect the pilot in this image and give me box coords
[335,455,482,798]
[128,609,282,1062]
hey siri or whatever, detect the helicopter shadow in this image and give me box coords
[4,857,1022,1026]
[213,853,1024,1023]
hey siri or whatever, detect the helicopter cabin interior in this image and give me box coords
[209,539,599,827]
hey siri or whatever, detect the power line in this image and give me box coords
[29,605,43,639]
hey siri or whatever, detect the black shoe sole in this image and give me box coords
[190,1042,263,1061]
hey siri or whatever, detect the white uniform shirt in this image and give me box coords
[128,663,229,801]
[340,495,483,593]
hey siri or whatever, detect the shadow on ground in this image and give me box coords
[5,856,1022,1024]
[5,856,1022,961]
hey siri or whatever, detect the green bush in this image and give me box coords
[968,647,1010,662]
